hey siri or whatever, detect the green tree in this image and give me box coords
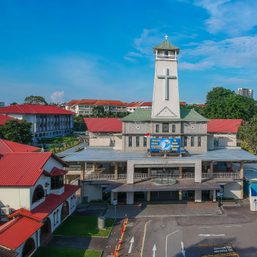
[204,87,257,120]
[24,95,48,105]
[92,106,105,117]
[74,115,86,132]
[0,120,32,144]
[239,116,257,154]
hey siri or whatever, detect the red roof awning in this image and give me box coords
[84,117,122,133]
[44,167,68,177]
[32,184,80,220]
[208,119,243,133]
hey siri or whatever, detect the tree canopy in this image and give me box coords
[239,116,257,154]
[203,87,257,121]
[0,119,33,144]
[24,95,48,105]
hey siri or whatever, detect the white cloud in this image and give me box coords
[124,29,163,61]
[194,0,257,35]
[50,91,64,103]
[180,35,257,70]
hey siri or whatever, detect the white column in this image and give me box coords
[195,160,202,183]
[179,190,183,201]
[147,191,151,202]
[195,190,202,202]
[127,161,134,184]
[126,192,134,205]
[111,192,118,205]
[114,162,118,180]
[213,190,216,202]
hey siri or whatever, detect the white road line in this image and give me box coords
[140,220,151,257]
[165,229,180,257]
[198,234,225,237]
[128,236,134,254]
[152,244,157,257]
[224,224,242,228]
[181,241,186,257]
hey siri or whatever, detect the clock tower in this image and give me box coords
[151,35,180,120]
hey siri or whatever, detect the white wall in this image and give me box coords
[0,187,30,210]
[83,185,102,202]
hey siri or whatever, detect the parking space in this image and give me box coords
[119,206,257,257]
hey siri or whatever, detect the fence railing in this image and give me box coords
[202,172,240,179]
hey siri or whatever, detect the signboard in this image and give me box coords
[150,137,181,153]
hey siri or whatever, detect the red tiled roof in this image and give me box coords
[0,215,43,249]
[208,119,243,133]
[47,167,68,177]
[84,118,122,133]
[0,139,40,155]
[0,115,12,125]
[32,185,80,220]
[67,99,128,107]
[0,152,52,186]
[0,104,74,115]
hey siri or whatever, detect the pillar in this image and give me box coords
[80,162,86,180]
[111,192,118,205]
[209,161,214,174]
[195,190,202,202]
[126,192,134,205]
[93,162,97,172]
[195,160,202,183]
[213,190,216,202]
[239,161,244,199]
[127,161,134,184]
[114,162,119,180]
[179,166,183,179]
[147,191,151,202]
[179,190,183,201]
[148,168,151,177]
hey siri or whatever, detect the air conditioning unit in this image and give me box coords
[1,205,12,216]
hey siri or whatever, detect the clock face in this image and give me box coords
[160,139,171,151]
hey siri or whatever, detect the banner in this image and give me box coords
[150,137,181,153]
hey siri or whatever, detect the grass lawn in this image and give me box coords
[54,215,114,237]
[33,247,101,257]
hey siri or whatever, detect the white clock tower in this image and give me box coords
[151,35,180,119]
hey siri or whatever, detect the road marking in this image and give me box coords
[140,220,151,257]
[152,244,157,257]
[181,241,186,257]
[128,236,134,254]
[198,234,225,237]
[165,230,180,257]
[224,224,242,228]
[199,226,211,229]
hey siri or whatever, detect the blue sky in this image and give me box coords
[0,0,257,104]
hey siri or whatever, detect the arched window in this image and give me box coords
[22,238,35,257]
[32,185,44,203]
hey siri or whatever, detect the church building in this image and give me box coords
[63,36,257,205]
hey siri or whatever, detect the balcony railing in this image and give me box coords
[202,172,240,179]
[83,172,241,181]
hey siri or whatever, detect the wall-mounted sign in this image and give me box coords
[150,137,181,153]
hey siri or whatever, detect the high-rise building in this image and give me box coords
[237,88,253,98]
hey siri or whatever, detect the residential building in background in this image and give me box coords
[0,139,80,257]
[0,104,74,142]
[65,99,128,115]
[237,88,253,98]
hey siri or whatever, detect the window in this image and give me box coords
[143,137,147,147]
[191,136,195,147]
[51,176,64,190]
[198,136,201,147]
[128,136,132,147]
[155,124,159,133]
[32,185,44,203]
[184,136,187,147]
[172,124,176,133]
[162,123,169,133]
[136,136,140,147]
